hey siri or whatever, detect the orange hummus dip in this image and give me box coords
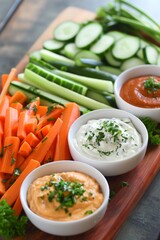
[27,171,104,221]
[120,75,160,108]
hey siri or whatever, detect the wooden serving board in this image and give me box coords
[13,7,160,240]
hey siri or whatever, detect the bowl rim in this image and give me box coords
[68,108,148,164]
[20,160,110,225]
[114,64,160,111]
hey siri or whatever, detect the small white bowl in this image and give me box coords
[114,65,160,122]
[68,109,148,176]
[20,161,110,236]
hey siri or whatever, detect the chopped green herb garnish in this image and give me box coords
[46,106,54,115]
[11,155,16,166]
[110,190,116,199]
[144,77,160,93]
[120,181,129,187]
[41,177,85,214]
[84,210,93,215]
[41,137,48,143]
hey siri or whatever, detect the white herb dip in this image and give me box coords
[74,118,142,161]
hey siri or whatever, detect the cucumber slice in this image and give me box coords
[112,36,140,60]
[143,45,158,64]
[121,57,145,71]
[43,39,65,52]
[63,43,80,59]
[74,50,101,67]
[104,50,121,67]
[99,66,121,76]
[90,35,114,54]
[54,21,80,41]
[107,31,126,41]
[136,48,144,60]
[75,22,102,49]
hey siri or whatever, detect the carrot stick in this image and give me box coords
[4,107,18,138]
[37,105,48,117]
[0,120,4,136]
[9,91,27,105]
[36,107,64,131]
[36,123,52,139]
[0,68,17,105]
[43,137,57,164]
[25,116,37,134]
[18,141,32,157]
[26,97,40,116]
[13,195,22,216]
[0,173,6,195]
[0,159,40,206]
[17,111,29,140]
[0,95,9,121]
[54,102,80,160]
[10,102,23,116]
[20,118,63,170]
[24,132,40,148]
[0,136,20,174]
[1,74,9,89]
[15,154,25,169]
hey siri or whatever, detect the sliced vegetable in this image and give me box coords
[54,102,80,160]
[20,118,63,170]
[121,57,145,71]
[43,39,64,52]
[143,45,158,64]
[75,22,103,48]
[26,63,88,95]
[1,159,40,206]
[53,69,114,93]
[40,49,75,65]
[0,68,17,104]
[54,21,80,41]
[63,43,80,59]
[23,68,112,110]
[112,36,140,60]
[90,34,114,54]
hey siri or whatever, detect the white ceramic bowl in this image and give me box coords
[20,161,110,236]
[68,109,148,176]
[114,65,160,122]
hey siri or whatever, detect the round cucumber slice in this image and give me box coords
[43,39,64,52]
[112,36,140,60]
[143,45,158,64]
[54,21,80,41]
[121,57,145,71]
[75,22,103,49]
[90,35,114,54]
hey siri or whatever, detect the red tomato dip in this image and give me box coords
[120,75,160,108]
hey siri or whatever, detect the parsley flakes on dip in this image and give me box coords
[74,118,142,161]
[27,171,104,221]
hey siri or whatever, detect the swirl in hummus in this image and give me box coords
[27,171,104,221]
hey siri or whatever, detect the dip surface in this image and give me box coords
[27,171,104,221]
[120,75,160,108]
[74,118,142,161]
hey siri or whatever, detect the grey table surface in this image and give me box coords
[0,0,160,240]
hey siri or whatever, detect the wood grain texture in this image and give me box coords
[13,7,160,240]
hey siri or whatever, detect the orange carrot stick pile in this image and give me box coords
[0,69,81,218]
